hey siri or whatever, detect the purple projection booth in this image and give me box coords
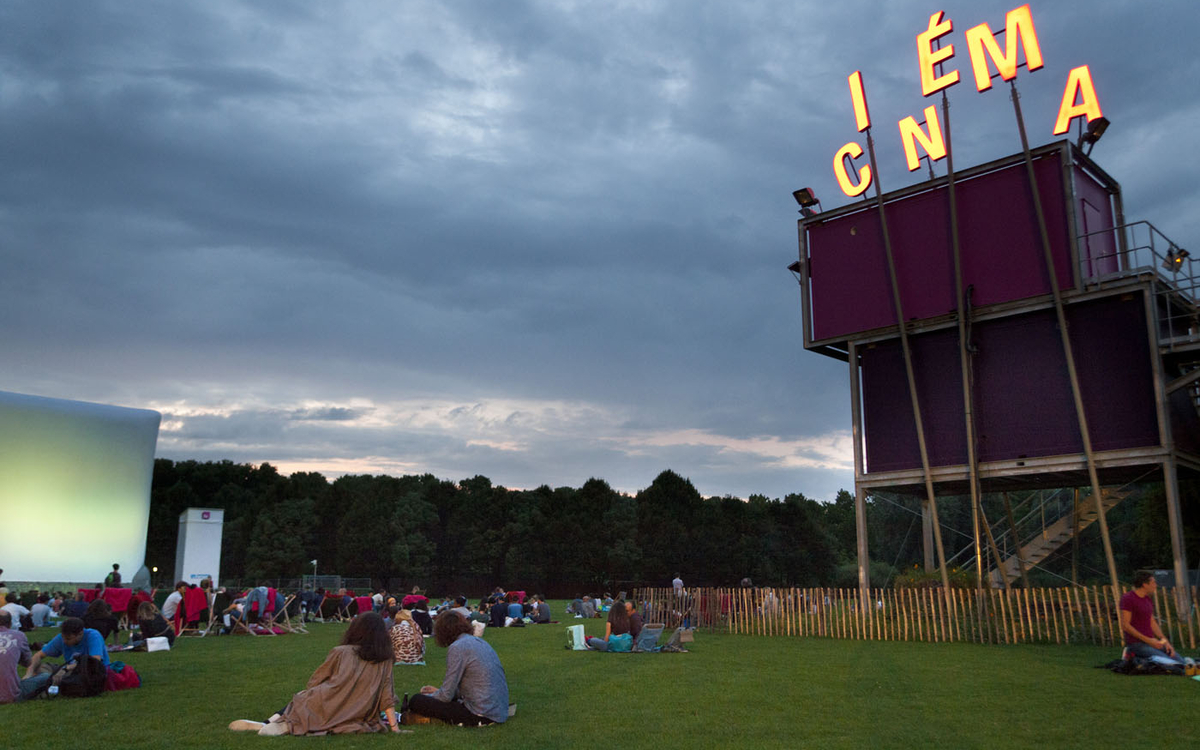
[794,140,1199,588]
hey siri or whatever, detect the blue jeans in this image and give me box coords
[1128,641,1185,664]
[586,636,609,651]
[19,673,51,701]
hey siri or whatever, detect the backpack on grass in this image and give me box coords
[56,655,107,698]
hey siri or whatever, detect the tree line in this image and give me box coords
[146,459,1193,597]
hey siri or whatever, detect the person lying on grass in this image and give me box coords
[229,612,401,736]
[407,611,509,726]
[586,599,632,651]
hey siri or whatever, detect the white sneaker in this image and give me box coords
[228,720,265,732]
[258,722,290,736]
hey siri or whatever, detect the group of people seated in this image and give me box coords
[586,599,644,651]
[565,593,618,618]
[1,607,147,703]
[228,609,510,735]
[473,592,551,628]
[1,590,81,631]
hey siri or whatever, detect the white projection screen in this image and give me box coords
[0,390,161,583]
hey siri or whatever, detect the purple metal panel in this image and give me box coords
[971,309,1081,461]
[861,295,1159,474]
[1074,165,1118,277]
[1065,295,1158,453]
[1169,389,1200,455]
[860,329,967,473]
[809,152,1074,342]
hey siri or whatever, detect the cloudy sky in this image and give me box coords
[1,1,1196,502]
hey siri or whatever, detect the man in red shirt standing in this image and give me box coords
[1120,571,1183,663]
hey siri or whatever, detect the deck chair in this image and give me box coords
[178,587,211,636]
[354,596,374,617]
[205,591,230,637]
[244,588,281,636]
[318,595,344,622]
[101,588,134,631]
[274,594,307,634]
[225,591,260,636]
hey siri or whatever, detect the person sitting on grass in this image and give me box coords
[505,593,524,623]
[1,594,31,631]
[450,596,472,620]
[30,595,53,628]
[586,599,633,651]
[83,599,121,645]
[25,617,110,677]
[0,611,49,703]
[407,611,508,726]
[1120,570,1184,664]
[134,602,174,647]
[566,596,583,617]
[580,595,597,619]
[389,606,425,665]
[229,612,401,736]
[62,591,88,619]
[625,599,643,640]
[529,595,551,624]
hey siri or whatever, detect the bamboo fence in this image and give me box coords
[632,585,1200,648]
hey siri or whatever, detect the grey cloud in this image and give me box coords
[2,0,1196,501]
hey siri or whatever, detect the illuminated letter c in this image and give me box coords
[834,142,871,197]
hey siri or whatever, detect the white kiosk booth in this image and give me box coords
[174,507,224,587]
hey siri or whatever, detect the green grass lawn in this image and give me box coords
[6,602,1198,749]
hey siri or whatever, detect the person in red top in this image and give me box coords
[1120,570,1183,663]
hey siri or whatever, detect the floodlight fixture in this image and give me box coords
[1079,116,1110,155]
[1163,247,1190,273]
[787,260,803,285]
[793,188,822,215]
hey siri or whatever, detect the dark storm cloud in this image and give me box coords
[1,1,1195,501]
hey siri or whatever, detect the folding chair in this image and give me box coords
[274,594,308,634]
[100,588,133,632]
[354,596,373,617]
[204,591,230,636]
[318,595,344,622]
[244,588,280,636]
[178,587,211,636]
[124,590,154,636]
[221,591,258,636]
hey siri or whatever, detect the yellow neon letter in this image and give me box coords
[1053,65,1103,135]
[898,105,947,172]
[917,11,959,97]
[848,71,871,132]
[964,4,1044,92]
[834,142,872,197]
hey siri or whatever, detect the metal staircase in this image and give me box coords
[989,489,1129,588]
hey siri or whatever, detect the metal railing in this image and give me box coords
[1077,220,1197,346]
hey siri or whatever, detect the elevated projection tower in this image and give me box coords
[793,141,1198,598]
